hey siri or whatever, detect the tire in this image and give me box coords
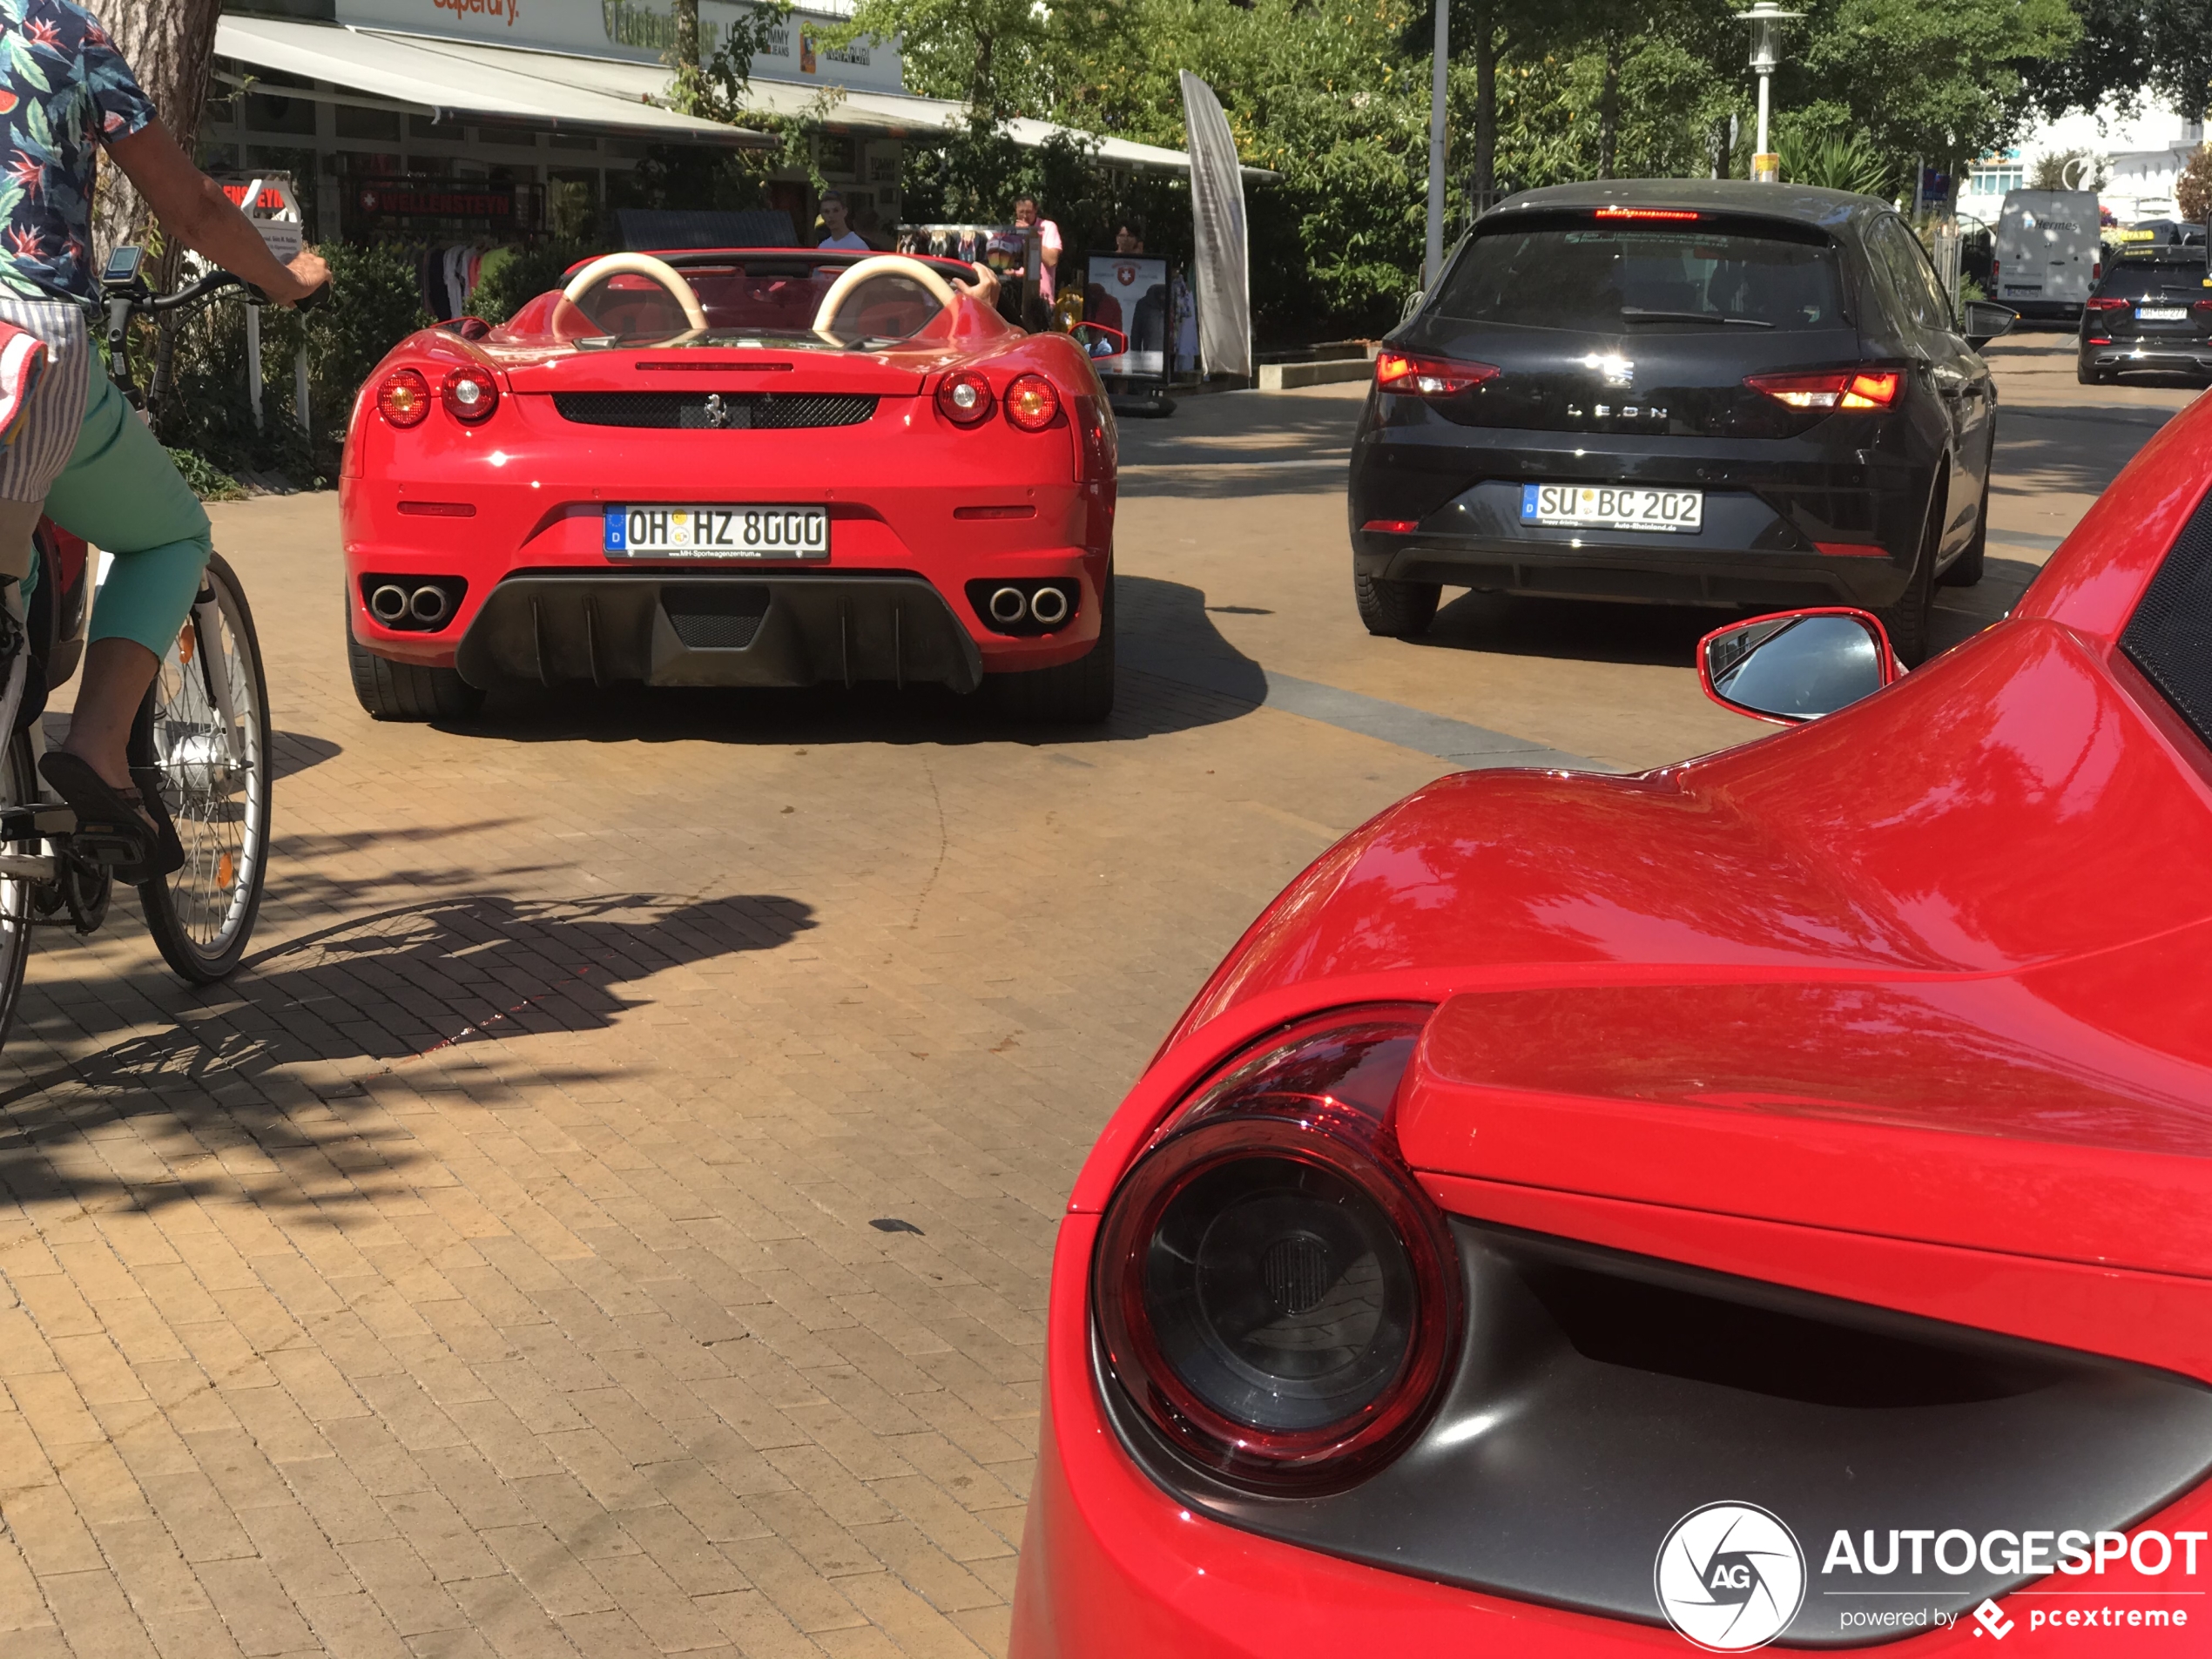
[0,732,37,1051]
[1353,570,1441,637]
[1877,486,1942,669]
[2076,357,2106,385]
[138,552,273,983]
[985,570,1115,723]
[347,617,485,721]
[1940,468,1989,589]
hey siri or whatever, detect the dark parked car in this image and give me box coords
[1347,180,2015,664]
[2078,243,2212,385]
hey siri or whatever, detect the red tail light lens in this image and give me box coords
[2086,297,2130,312]
[1093,1007,1459,1492]
[1744,368,1902,410]
[936,371,995,427]
[1003,373,1060,431]
[1375,350,1499,397]
[377,368,431,428]
[1595,206,1699,221]
[441,367,500,424]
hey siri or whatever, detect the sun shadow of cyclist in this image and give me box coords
[0,890,814,1216]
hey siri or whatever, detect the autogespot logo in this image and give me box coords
[1656,1502,1809,1651]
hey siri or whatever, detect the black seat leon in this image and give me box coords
[1347,179,2004,664]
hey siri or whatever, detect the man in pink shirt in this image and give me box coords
[1013,195,1061,301]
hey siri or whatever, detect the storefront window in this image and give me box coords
[336,105,401,143]
[549,172,601,240]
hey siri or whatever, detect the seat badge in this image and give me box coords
[1582,353,1635,388]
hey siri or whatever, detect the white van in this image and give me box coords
[1992,190,2102,320]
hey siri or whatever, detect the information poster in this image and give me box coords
[1083,254,1169,377]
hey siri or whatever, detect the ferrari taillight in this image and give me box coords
[1003,374,1059,431]
[442,367,500,424]
[377,368,431,428]
[1744,368,1903,410]
[936,371,995,427]
[1374,350,1499,397]
[1092,1006,1459,1493]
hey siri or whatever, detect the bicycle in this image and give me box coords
[0,251,311,1047]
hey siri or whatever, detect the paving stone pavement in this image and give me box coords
[0,351,2156,1657]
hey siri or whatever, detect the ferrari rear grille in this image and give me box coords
[551,392,878,430]
[663,583,771,649]
[2121,485,2212,749]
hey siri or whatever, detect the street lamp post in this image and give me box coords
[1736,3,1801,184]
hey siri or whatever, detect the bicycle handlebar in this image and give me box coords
[125,267,332,318]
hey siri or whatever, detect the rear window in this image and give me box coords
[2095,259,2209,300]
[1433,218,1845,332]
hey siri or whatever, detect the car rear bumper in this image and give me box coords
[2080,341,2212,375]
[444,570,991,691]
[1352,532,1915,610]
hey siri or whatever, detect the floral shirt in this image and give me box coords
[0,0,155,302]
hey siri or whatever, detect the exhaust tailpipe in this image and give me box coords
[988,586,1028,625]
[1028,585,1070,627]
[369,583,410,624]
[408,585,451,627]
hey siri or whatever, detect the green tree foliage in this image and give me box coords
[1785,131,1895,194]
[2027,0,2212,121]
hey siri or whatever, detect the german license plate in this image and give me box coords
[1521,483,1703,533]
[604,505,828,559]
[2137,306,2188,321]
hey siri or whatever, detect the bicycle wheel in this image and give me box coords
[137,552,273,982]
[0,731,37,1047]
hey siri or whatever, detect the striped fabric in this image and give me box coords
[0,295,88,504]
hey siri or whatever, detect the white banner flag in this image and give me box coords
[1178,71,1251,380]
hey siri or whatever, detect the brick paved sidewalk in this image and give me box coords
[0,492,1468,1658]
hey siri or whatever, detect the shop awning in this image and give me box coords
[216,17,1265,177]
[213,16,771,144]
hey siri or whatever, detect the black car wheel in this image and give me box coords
[1353,572,1441,638]
[1940,468,1990,590]
[985,568,1116,723]
[347,617,485,721]
[2076,356,2108,385]
[1878,487,1942,667]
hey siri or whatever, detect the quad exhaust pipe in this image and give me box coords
[1028,585,1070,627]
[988,585,1028,624]
[368,582,455,630]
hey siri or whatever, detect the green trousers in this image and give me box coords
[39,356,212,658]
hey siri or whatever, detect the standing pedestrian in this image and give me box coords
[1012,195,1062,302]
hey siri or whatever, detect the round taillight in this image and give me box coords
[442,367,499,424]
[1092,1012,1459,1492]
[1003,373,1059,431]
[377,368,431,428]
[936,371,994,427]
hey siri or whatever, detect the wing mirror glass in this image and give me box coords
[1069,321,1128,359]
[1962,300,2017,349]
[1698,608,1900,725]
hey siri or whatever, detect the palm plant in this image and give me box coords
[1785,133,1894,199]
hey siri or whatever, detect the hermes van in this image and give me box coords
[1992,189,2102,320]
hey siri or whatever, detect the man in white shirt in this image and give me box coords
[1013,195,1061,301]
[817,191,869,251]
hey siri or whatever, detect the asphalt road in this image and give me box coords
[0,323,2195,1659]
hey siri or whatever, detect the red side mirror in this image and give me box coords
[1698,608,1901,725]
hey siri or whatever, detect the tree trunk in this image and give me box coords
[1474,22,1498,198]
[1713,117,1732,179]
[1595,34,1622,180]
[673,0,699,75]
[89,0,223,260]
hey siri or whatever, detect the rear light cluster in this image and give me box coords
[377,365,500,428]
[1595,206,1699,221]
[1744,368,1901,410]
[1375,350,1499,397]
[1093,1007,1460,1492]
[2086,297,2129,313]
[935,371,1062,432]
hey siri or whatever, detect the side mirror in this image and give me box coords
[1962,300,2017,349]
[1069,321,1128,360]
[1698,608,1899,725]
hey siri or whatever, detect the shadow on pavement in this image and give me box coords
[0,890,814,1215]
[442,575,1270,748]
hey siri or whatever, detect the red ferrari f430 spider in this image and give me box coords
[340,250,1117,722]
[1015,361,2212,1651]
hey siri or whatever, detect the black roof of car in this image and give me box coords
[1478,179,1889,238]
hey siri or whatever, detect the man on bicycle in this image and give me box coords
[0,3,326,880]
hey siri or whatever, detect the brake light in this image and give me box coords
[1093,1007,1460,1492]
[936,370,994,427]
[441,367,499,424]
[1002,373,1059,431]
[1595,206,1699,220]
[1744,368,1902,410]
[2086,297,2129,312]
[1363,519,1420,534]
[2093,260,2102,280]
[2195,300,2212,313]
[377,368,431,428]
[1374,350,1499,397]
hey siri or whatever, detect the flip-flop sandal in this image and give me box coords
[37,751,184,883]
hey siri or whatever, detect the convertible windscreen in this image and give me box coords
[1436,221,1846,331]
